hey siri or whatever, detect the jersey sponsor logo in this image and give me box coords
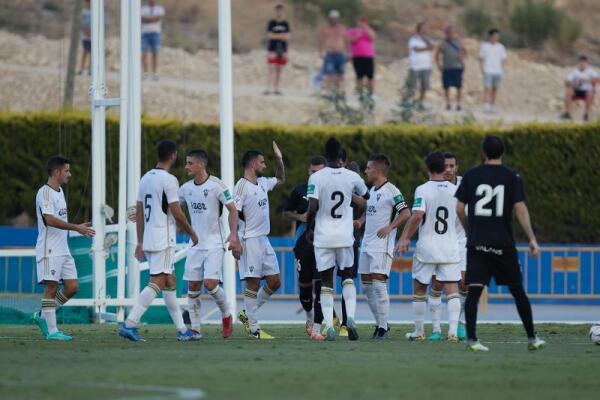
[393,194,405,203]
[190,202,207,211]
[413,197,422,208]
[367,205,377,214]
[307,184,315,195]
[58,208,67,217]
[258,199,268,207]
[223,189,232,201]
[475,245,503,255]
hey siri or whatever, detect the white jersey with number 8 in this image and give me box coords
[412,180,459,263]
[307,166,368,248]
[137,168,180,252]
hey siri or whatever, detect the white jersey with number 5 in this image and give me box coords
[307,166,368,248]
[412,180,459,263]
[137,168,180,252]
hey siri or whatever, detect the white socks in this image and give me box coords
[55,290,69,308]
[412,294,426,335]
[341,279,356,320]
[243,288,259,332]
[447,293,461,337]
[41,298,58,335]
[208,286,230,317]
[429,289,443,333]
[187,290,202,331]
[459,289,468,323]
[163,288,187,334]
[256,285,274,310]
[321,286,334,329]
[126,282,160,327]
[362,281,379,326]
[373,279,389,330]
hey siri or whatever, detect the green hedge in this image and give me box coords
[1,112,599,243]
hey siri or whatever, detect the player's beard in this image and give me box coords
[256,169,264,177]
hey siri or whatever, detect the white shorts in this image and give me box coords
[314,246,354,272]
[412,258,462,285]
[37,255,77,283]
[358,251,393,276]
[459,247,467,272]
[239,236,279,280]
[184,248,224,282]
[145,247,175,276]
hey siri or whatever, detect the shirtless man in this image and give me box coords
[318,10,348,92]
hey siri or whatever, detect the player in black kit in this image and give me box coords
[455,135,546,352]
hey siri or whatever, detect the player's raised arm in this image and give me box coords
[273,141,285,185]
[514,202,539,257]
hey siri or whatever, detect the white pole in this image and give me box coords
[218,0,236,319]
[116,0,130,322]
[126,0,142,300]
[90,0,107,322]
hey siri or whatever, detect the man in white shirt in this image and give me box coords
[407,22,435,110]
[141,0,165,79]
[479,28,507,113]
[396,151,462,342]
[306,138,368,341]
[178,149,242,340]
[33,156,95,341]
[561,54,598,121]
[235,142,285,340]
[119,140,198,342]
[357,154,410,339]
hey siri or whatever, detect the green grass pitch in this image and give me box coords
[0,324,599,400]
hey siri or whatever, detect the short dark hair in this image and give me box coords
[416,22,426,33]
[339,148,348,162]
[481,135,505,160]
[242,150,263,168]
[324,137,342,162]
[157,140,177,162]
[46,156,70,176]
[309,155,327,166]
[578,54,588,61]
[444,152,458,163]
[368,153,391,173]
[274,3,284,10]
[425,151,445,174]
[187,149,209,166]
[488,28,500,36]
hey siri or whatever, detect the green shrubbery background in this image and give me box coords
[1,112,599,242]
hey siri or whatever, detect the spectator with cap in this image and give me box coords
[141,0,165,80]
[479,28,507,114]
[347,16,376,100]
[561,55,598,121]
[264,3,291,95]
[407,22,435,111]
[435,25,467,111]
[318,10,348,93]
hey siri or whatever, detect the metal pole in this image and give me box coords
[116,0,130,322]
[218,0,236,319]
[90,0,106,323]
[126,0,142,300]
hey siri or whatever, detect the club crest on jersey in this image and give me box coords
[51,270,56,275]
[249,266,254,272]
[376,193,382,202]
[203,189,209,198]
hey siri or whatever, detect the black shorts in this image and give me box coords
[336,244,359,279]
[465,246,522,286]
[442,68,463,89]
[352,57,374,80]
[573,89,588,99]
[294,235,317,284]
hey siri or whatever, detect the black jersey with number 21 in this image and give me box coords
[455,164,526,248]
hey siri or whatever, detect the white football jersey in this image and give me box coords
[308,166,368,248]
[454,176,467,249]
[137,168,180,252]
[233,177,278,239]
[362,181,408,255]
[35,185,71,261]
[179,176,234,250]
[412,180,459,263]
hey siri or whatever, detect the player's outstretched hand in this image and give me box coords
[529,239,540,258]
[190,232,199,247]
[272,140,283,160]
[126,206,136,222]
[395,238,410,255]
[377,225,392,238]
[228,233,243,260]
[135,243,144,262]
[77,222,96,238]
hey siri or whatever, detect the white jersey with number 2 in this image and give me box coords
[307,166,368,248]
[412,180,459,263]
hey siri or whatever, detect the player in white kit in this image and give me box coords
[306,138,368,341]
[427,152,468,341]
[357,154,410,339]
[119,140,198,342]
[235,142,285,339]
[396,151,462,342]
[178,149,243,339]
[33,156,95,340]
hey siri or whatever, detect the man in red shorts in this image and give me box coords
[265,4,290,95]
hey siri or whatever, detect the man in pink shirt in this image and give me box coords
[347,16,376,99]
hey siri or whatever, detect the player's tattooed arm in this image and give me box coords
[394,210,424,255]
[456,201,467,232]
[273,141,285,185]
[43,214,95,238]
[169,202,198,247]
[305,198,319,243]
[514,201,539,257]
[225,202,243,259]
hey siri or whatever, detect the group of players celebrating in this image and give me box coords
[32,134,545,351]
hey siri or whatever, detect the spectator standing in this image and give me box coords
[435,25,467,111]
[479,28,507,113]
[141,0,165,80]
[318,10,348,93]
[347,16,376,100]
[77,0,91,76]
[264,4,291,95]
[407,22,435,111]
[561,55,598,121]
